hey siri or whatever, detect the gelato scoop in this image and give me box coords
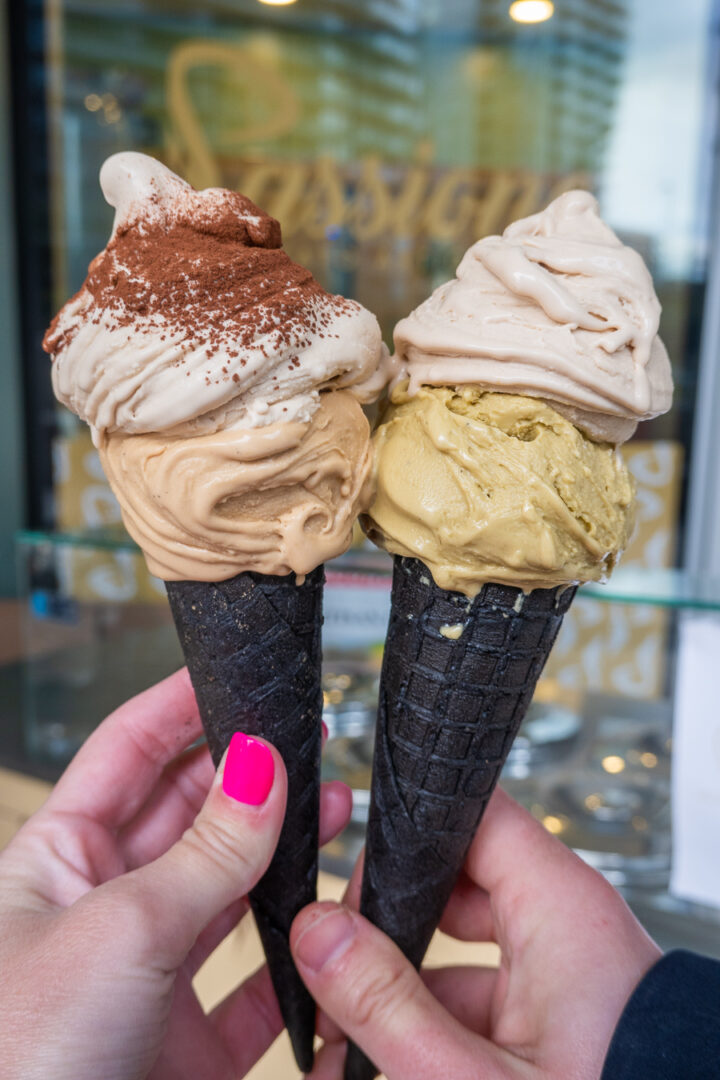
[364,386,635,596]
[45,151,393,442]
[101,389,371,581]
[394,190,672,444]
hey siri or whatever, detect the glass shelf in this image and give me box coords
[582,569,720,612]
[17,526,138,553]
[17,529,720,612]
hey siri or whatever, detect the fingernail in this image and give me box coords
[295,907,356,973]
[222,733,274,805]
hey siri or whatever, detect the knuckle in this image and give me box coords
[185,814,256,884]
[350,957,420,1030]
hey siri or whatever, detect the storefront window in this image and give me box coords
[30,0,707,485]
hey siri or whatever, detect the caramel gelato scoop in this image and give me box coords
[101,390,370,581]
[43,153,393,580]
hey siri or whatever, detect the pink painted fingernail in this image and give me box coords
[222,733,275,805]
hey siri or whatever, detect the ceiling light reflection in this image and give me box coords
[509,0,555,23]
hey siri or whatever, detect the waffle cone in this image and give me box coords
[345,557,576,1080]
[166,567,324,1075]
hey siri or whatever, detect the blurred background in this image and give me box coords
[2,0,720,958]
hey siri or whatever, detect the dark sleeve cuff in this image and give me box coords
[602,950,720,1079]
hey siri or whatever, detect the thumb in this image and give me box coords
[106,733,287,969]
[291,902,499,1080]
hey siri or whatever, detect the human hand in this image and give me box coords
[290,787,661,1080]
[0,668,351,1080]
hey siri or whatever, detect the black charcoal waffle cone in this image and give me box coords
[166,566,324,1075]
[345,556,576,1080]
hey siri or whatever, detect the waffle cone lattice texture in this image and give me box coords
[166,567,324,1075]
[345,557,576,1080]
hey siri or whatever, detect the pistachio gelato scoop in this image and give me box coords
[363,386,635,595]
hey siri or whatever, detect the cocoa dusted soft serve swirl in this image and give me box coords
[43,153,395,580]
[44,152,395,442]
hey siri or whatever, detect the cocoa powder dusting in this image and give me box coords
[43,189,353,360]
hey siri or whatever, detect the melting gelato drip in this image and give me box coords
[44,152,394,444]
[394,191,672,443]
[363,386,635,595]
[101,390,372,581]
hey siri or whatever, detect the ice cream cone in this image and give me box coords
[166,566,324,1074]
[344,557,575,1080]
[43,152,395,1076]
[345,189,672,1080]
